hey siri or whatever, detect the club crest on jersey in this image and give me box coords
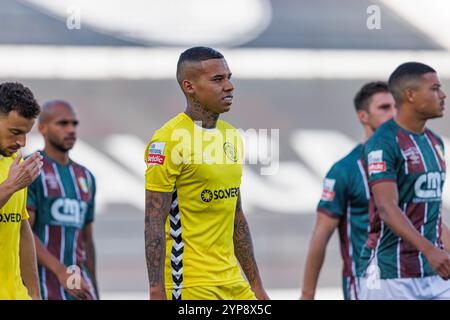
[223,142,238,162]
[147,142,166,166]
[435,144,445,162]
[368,150,386,175]
[321,178,336,201]
[78,177,89,193]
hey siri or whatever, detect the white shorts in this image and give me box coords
[358,275,450,300]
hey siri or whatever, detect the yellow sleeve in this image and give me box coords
[144,129,183,192]
[21,188,29,220]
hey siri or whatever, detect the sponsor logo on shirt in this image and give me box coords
[0,213,21,223]
[201,187,240,203]
[414,172,445,202]
[147,142,166,165]
[368,150,386,175]
[321,178,335,201]
[149,142,166,155]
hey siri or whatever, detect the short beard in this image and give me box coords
[49,137,71,153]
[0,148,8,157]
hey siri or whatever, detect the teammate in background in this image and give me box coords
[358,62,450,299]
[0,82,42,300]
[301,82,396,300]
[144,46,269,300]
[27,100,98,300]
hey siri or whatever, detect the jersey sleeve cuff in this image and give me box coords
[317,207,341,220]
[145,184,175,193]
[369,178,397,187]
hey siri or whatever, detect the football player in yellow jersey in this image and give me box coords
[144,47,269,300]
[0,82,42,299]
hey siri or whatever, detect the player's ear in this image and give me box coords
[404,88,416,104]
[182,79,195,95]
[357,109,369,125]
[38,121,46,135]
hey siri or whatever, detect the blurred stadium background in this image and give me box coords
[2,0,450,299]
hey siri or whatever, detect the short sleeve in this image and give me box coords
[21,188,29,221]
[85,172,96,225]
[145,129,183,192]
[26,178,39,212]
[364,136,398,186]
[317,163,349,219]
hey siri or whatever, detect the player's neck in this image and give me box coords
[363,126,374,142]
[43,146,70,166]
[185,99,219,129]
[395,107,427,134]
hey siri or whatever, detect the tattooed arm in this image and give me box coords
[233,191,269,300]
[145,189,171,300]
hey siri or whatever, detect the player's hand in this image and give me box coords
[30,294,42,300]
[300,292,314,300]
[149,287,167,300]
[424,247,450,280]
[6,152,42,192]
[56,267,93,300]
[253,286,270,300]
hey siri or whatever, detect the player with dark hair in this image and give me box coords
[301,81,396,300]
[358,62,450,299]
[144,46,268,300]
[27,100,98,300]
[0,82,42,299]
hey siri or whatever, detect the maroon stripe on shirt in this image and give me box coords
[76,230,87,266]
[45,226,63,300]
[365,197,381,250]
[338,209,353,277]
[399,203,426,277]
[425,130,446,171]
[397,130,426,173]
[437,205,443,248]
[71,164,91,202]
[362,153,386,251]
[41,158,64,197]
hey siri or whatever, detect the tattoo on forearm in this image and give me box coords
[145,190,171,288]
[234,194,259,285]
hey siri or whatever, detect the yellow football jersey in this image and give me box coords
[145,112,247,297]
[0,154,31,300]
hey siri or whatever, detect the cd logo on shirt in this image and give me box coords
[201,187,240,202]
[414,172,445,201]
[223,142,238,162]
[51,198,88,226]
